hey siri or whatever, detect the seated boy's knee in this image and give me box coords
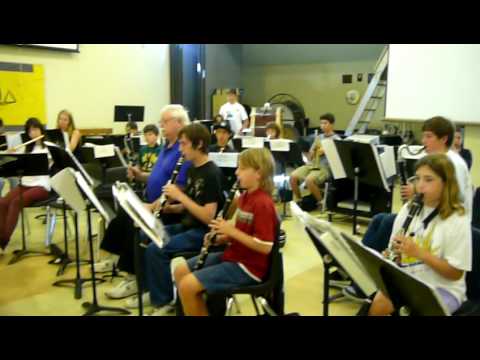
[173,262,190,282]
[178,273,201,296]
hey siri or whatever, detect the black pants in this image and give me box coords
[100,208,183,274]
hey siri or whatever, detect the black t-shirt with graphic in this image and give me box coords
[181,160,225,230]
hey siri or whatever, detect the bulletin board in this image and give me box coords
[0,62,46,125]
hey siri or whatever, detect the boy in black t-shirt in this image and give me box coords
[208,121,236,191]
[140,123,224,315]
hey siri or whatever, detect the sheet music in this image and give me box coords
[268,139,291,152]
[74,170,112,224]
[291,201,377,297]
[50,168,87,214]
[208,152,238,168]
[93,144,115,158]
[241,136,264,149]
[112,182,167,248]
[6,133,22,149]
[378,145,396,179]
[321,138,346,180]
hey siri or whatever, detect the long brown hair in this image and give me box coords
[56,109,76,137]
[414,154,464,219]
[238,148,275,195]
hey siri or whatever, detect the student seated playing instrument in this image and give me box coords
[173,147,279,316]
[137,124,162,174]
[208,121,236,192]
[96,105,191,299]
[56,109,82,155]
[369,154,472,315]
[208,121,234,153]
[0,118,51,250]
[130,123,224,315]
[290,113,340,211]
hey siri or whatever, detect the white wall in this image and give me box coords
[241,60,385,130]
[0,44,170,134]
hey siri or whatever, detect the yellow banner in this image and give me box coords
[0,63,46,125]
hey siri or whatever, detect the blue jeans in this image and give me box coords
[186,252,258,294]
[144,223,207,307]
[362,213,397,253]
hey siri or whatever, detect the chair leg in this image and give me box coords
[251,295,261,316]
[258,297,277,316]
[226,297,235,316]
[232,295,241,314]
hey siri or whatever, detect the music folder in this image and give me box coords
[342,232,450,316]
[112,182,167,248]
[290,201,377,297]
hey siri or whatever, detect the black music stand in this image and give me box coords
[45,129,66,148]
[46,143,102,298]
[343,233,449,316]
[0,153,52,264]
[82,201,130,316]
[333,140,390,235]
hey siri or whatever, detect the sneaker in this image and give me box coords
[147,304,176,316]
[105,279,137,299]
[125,292,151,309]
[93,259,115,273]
[342,285,370,303]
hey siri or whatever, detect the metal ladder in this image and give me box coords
[344,46,389,137]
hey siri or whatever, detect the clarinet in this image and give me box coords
[398,159,409,203]
[194,180,240,271]
[154,155,185,217]
[386,193,424,264]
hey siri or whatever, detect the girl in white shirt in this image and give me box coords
[369,153,472,315]
[0,118,51,250]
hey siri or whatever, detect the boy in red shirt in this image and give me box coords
[174,148,278,316]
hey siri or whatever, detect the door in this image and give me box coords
[170,44,206,120]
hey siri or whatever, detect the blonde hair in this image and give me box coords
[159,104,191,126]
[56,109,76,137]
[414,153,465,219]
[238,148,275,195]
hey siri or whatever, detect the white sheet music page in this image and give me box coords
[321,138,346,180]
[93,144,115,158]
[208,152,238,168]
[241,136,264,149]
[269,139,290,152]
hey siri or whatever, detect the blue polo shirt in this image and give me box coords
[145,140,191,203]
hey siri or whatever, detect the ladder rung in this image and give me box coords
[364,109,376,111]
[358,120,370,123]
[371,96,383,99]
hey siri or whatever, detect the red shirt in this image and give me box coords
[222,188,278,281]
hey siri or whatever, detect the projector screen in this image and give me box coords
[17,44,79,52]
[385,44,480,124]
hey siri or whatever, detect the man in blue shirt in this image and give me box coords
[96,105,192,300]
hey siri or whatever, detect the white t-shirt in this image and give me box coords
[19,144,51,192]
[388,203,472,304]
[446,150,473,218]
[219,102,248,135]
